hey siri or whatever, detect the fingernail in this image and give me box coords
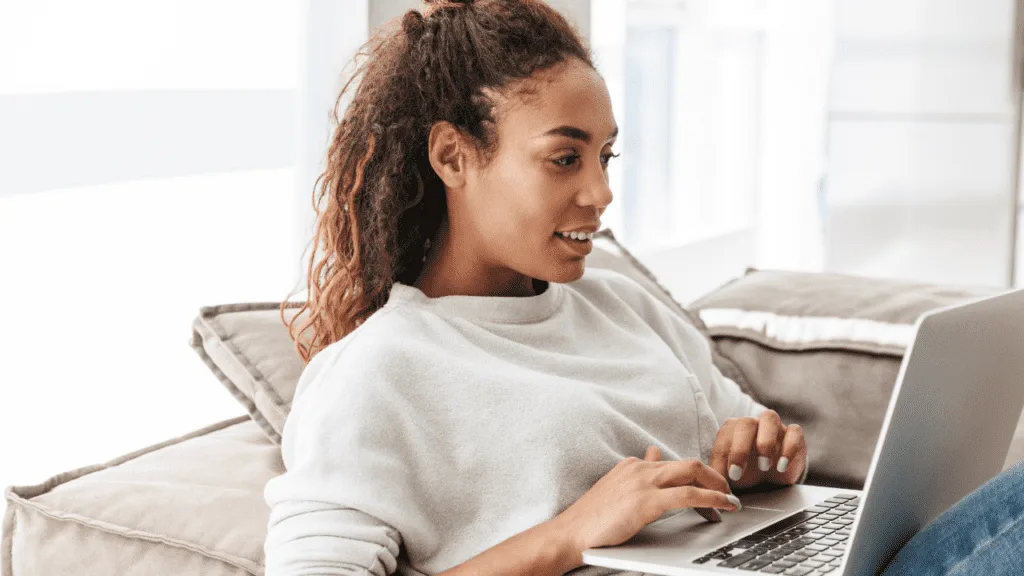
[777,456,790,473]
[758,456,771,471]
[726,494,742,511]
[729,464,743,481]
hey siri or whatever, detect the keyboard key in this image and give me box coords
[747,511,819,539]
[737,558,773,571]
[819,550,843,558]
[832,494,858,500]
[760,567,787,574]
[716,552,759,567]
[772,560,798,568]
[789,550,817,559]
[783,567,814,575]
[733,539,759,548]
[708,545,733,557]
[806,544,828,552]
[779,545,803,554]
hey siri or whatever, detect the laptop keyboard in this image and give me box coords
[691,493,860,574]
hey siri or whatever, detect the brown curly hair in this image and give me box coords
[280,0,595,364]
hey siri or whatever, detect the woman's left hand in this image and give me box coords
[710,409,808,490]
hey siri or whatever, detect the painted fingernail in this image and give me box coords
[726,494,742,511]
[729,464,743,481]
[758,456,771,471]
[777,456,790,473]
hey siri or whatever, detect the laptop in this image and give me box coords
[581,286,1024,576]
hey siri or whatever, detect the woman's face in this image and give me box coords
[423,56,618,298]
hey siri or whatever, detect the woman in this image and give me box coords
[263,1,1024,575]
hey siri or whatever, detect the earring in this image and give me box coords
[422,237,431,263]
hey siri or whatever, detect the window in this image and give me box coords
[0,1,302,494]
[595,0,766,252]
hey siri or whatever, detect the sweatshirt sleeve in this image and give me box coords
[705,342,810,485]
[705,361,769,424]
[603,272,768,425]
[603,274,811,483]
[263,348,414,576]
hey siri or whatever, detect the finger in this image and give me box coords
[659,485,742,517]
[644,445,662,462]
[777,423,807,483]
[709,419,736,481]
[694,507,723,522]
[660,459,732,496]
[728,417,758,482]
[756,410,784,472]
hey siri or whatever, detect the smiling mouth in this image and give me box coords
[553,232,594,242]
[554,233,593,256]
[554,234,591,243]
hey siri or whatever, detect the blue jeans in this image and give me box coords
[880,460,1024,575]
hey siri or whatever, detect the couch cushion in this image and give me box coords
[2,415,278,576]
[689,267,1024,490]
[191,304,305,444]
[190,227,747,444]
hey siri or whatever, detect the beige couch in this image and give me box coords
[5,229,1023,575]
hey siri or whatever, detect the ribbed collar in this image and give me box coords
[386,278,565,324]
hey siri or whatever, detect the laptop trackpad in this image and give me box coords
[624,506,790,550]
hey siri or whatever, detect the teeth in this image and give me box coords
[557,231,593,241]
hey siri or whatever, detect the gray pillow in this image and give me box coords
[688,267,1023,489]
[189,228,721,444]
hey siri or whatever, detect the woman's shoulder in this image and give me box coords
[299,301,434,375]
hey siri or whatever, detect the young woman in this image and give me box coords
[263,1,1024,575]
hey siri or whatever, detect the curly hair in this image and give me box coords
[281,0,595,364]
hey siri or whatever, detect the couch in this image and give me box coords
[5,228,1023,575]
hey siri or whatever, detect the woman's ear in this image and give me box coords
[427,120,472,189]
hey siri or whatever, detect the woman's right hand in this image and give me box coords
[558,445,742,554]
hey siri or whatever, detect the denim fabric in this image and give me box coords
[880,460,1024,575]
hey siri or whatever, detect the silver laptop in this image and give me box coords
[582,286,1024,576]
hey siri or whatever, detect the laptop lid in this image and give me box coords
[841,287,1024,576]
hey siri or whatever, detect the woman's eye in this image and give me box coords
[553,152,620,169]
[553,155,580,168]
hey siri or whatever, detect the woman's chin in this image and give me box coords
[548,261,587,283]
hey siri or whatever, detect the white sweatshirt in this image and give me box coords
[263,266,777,576]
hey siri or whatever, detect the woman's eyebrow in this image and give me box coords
[536,125,619,144]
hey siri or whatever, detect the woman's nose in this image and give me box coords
[583,166,614,210]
